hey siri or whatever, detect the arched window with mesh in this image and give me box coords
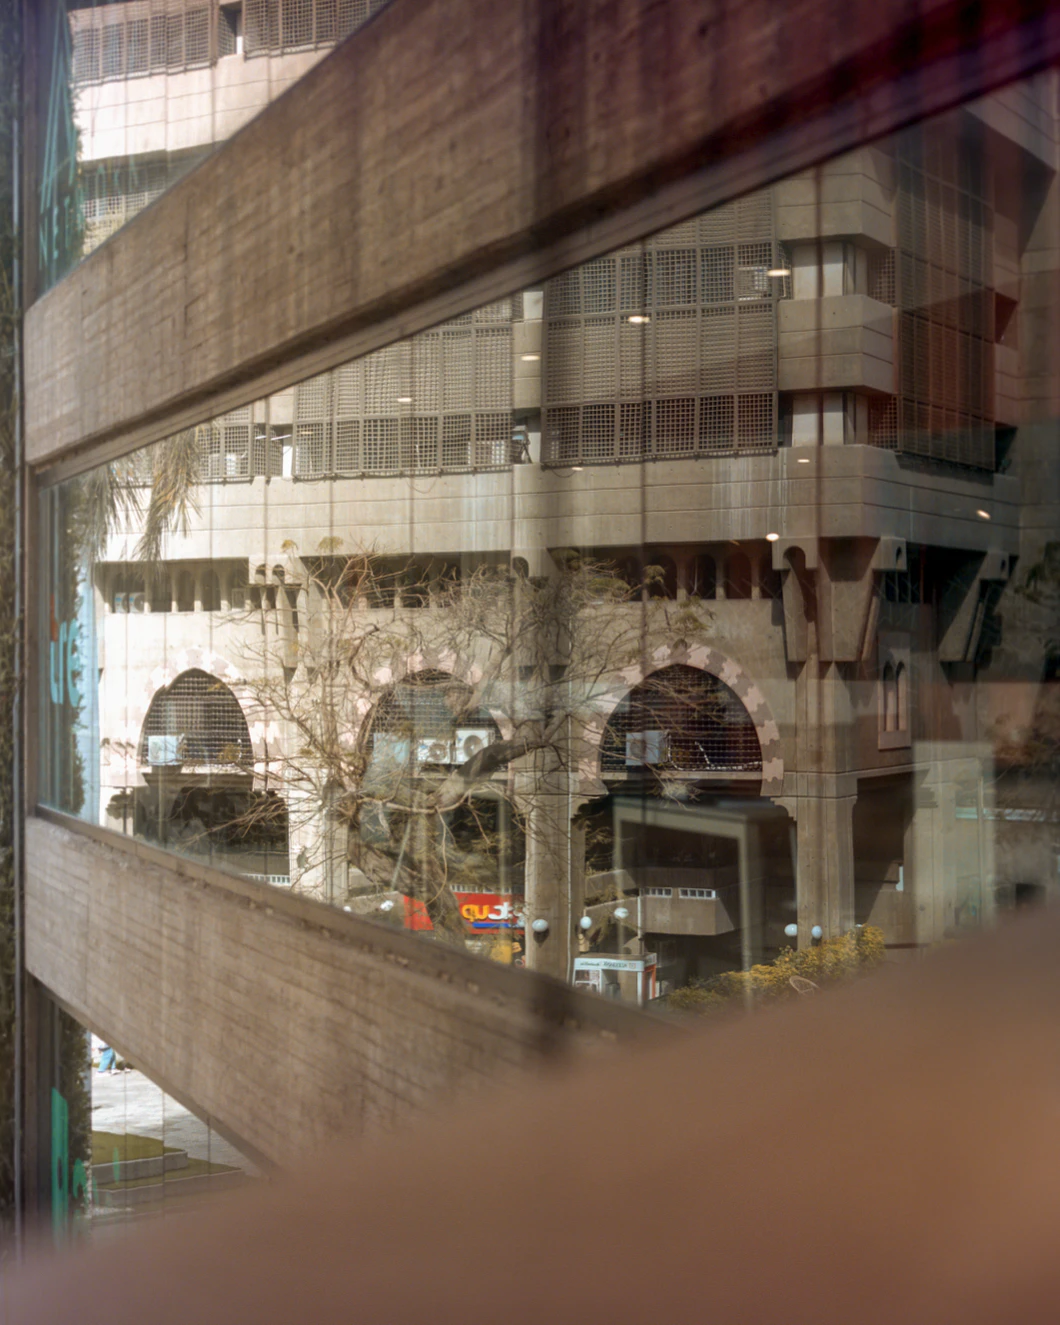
[139,670,252,767]
[601,664,762,774]
[365,671,500,773]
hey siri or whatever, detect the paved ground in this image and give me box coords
[92,1069,262,1177]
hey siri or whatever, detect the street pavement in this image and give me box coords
[91,1069,262,1176]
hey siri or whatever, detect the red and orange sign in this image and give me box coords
[401,892,521,932]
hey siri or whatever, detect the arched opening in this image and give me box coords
[583,665,792,995]
[601,664,762,775]
[133,672,283,876]
[882,662,897,732]
[644,554,678,600]
[175,570,195,613]
[690,554,716,600]
[364,670,501,776]
[110,569,127,613]
[229,566,247,609]
[111,568,145,614]
[895,662,908,731]
[139,669,252,767]
[760,558,783,601]
[201,570,221,613]
[356,672,517,940]
[724,551,753,600]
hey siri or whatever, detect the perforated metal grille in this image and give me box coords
[199,407,252,481]
[869,396,898,450]
[139,669,252,766]
[291,301,514,477]
[244,0,391,55]
[542,197,778,464]
[892,131,995,469]
[368,671,499,746]
[70,2,213,85]
[601,665,762,774]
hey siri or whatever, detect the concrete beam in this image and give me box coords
[25,814,653,1165]
[25,0,1060,473]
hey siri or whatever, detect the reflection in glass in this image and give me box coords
[37,78,1060,1020]
[33,0,392,293]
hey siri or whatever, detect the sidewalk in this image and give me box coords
[91,1069,262,1177]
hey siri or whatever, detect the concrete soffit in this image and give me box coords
[26,0,1060,481]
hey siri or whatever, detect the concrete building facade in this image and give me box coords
[16,0,1060,1231]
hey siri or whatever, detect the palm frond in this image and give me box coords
[133,427,202,565]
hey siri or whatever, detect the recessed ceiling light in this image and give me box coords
[976,509,991,520]
[396,396,412,404]
[572,466,584,472]
[767,267,792,278]
[627,314,650,324]
[766,532,780,542]
[521,353,540,362]
[796,456,811,464]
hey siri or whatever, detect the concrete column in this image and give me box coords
[287,790,347,904]
[518,752,584,982]
[194,569,204,613]
[792,659,857,943]
[675,551,693,602]
[795,782,856,941]
[751,555,762,600]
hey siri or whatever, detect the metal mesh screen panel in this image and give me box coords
[220,408,251,480]
[369,672,498,744]
[601,665,762,774]
[291,303,513,477]
[70,1,212,84]
[542,193,779,464]
[892,129,995,469]
[245,0,391,55]
[139,669,253,766]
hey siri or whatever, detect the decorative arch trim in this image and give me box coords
[129,647,270,762]
[359,650,514,742]
[581,644,783,797]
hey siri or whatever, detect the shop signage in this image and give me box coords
[573,954,657,972]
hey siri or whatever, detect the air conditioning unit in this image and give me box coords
[452,728,493,764]
[416,738,453,766]
[625,731,668,766]
[148,734,185,767]
[371,734,411,767]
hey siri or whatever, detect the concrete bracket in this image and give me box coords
[771,537,819,571]
[938,550,1012,664]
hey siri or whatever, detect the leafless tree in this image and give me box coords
[225,542,717,946]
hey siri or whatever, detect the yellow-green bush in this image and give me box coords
[667,926,886,1014]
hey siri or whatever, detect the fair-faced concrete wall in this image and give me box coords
[26,0,1060,472]
[24,814,652,1164]
[96,449,1022,567]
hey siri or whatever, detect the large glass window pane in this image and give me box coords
[30,0,393,294]
[36,75,1060,1025]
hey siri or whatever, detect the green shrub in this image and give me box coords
[667,926,886,1014]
